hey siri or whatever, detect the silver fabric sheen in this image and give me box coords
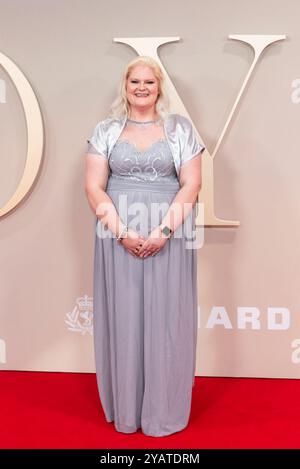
[87,113,205,178]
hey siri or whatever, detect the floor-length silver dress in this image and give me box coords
[87,133,198,437]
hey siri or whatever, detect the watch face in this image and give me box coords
[162,226,171,236]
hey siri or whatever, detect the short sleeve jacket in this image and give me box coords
[87,113,205,178]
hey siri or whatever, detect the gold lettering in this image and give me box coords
[0,51,44,218]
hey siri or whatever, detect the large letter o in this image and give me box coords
[0,51,44,218]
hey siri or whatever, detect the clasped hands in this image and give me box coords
[118,226,169,259]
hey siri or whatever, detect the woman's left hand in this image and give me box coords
[138,226,169,258]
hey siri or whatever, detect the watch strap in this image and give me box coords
[159,225,173,238]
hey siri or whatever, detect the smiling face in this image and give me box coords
[126,65,160,113]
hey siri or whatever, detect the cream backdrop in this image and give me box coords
[0,0,300,378]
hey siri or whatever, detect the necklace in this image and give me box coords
[126,117,162,127]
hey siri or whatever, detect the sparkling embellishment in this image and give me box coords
[126,117,163,128]
[109,138,178,183]
[117,138,166,153]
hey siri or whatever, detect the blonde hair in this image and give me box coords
[108,56,170,119]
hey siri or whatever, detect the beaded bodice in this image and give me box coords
[107,137,178,182]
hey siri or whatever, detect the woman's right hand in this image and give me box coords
[119,228,146,258]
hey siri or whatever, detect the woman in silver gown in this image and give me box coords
[84,56,205,437]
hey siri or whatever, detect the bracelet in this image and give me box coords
[116,225,128,242]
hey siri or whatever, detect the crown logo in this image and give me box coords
[65,294,93,335]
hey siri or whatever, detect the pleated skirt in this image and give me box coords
[92,176,198,437]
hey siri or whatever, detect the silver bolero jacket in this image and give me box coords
[87,113,205,178]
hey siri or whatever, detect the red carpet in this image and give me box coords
[0,371,299,449]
